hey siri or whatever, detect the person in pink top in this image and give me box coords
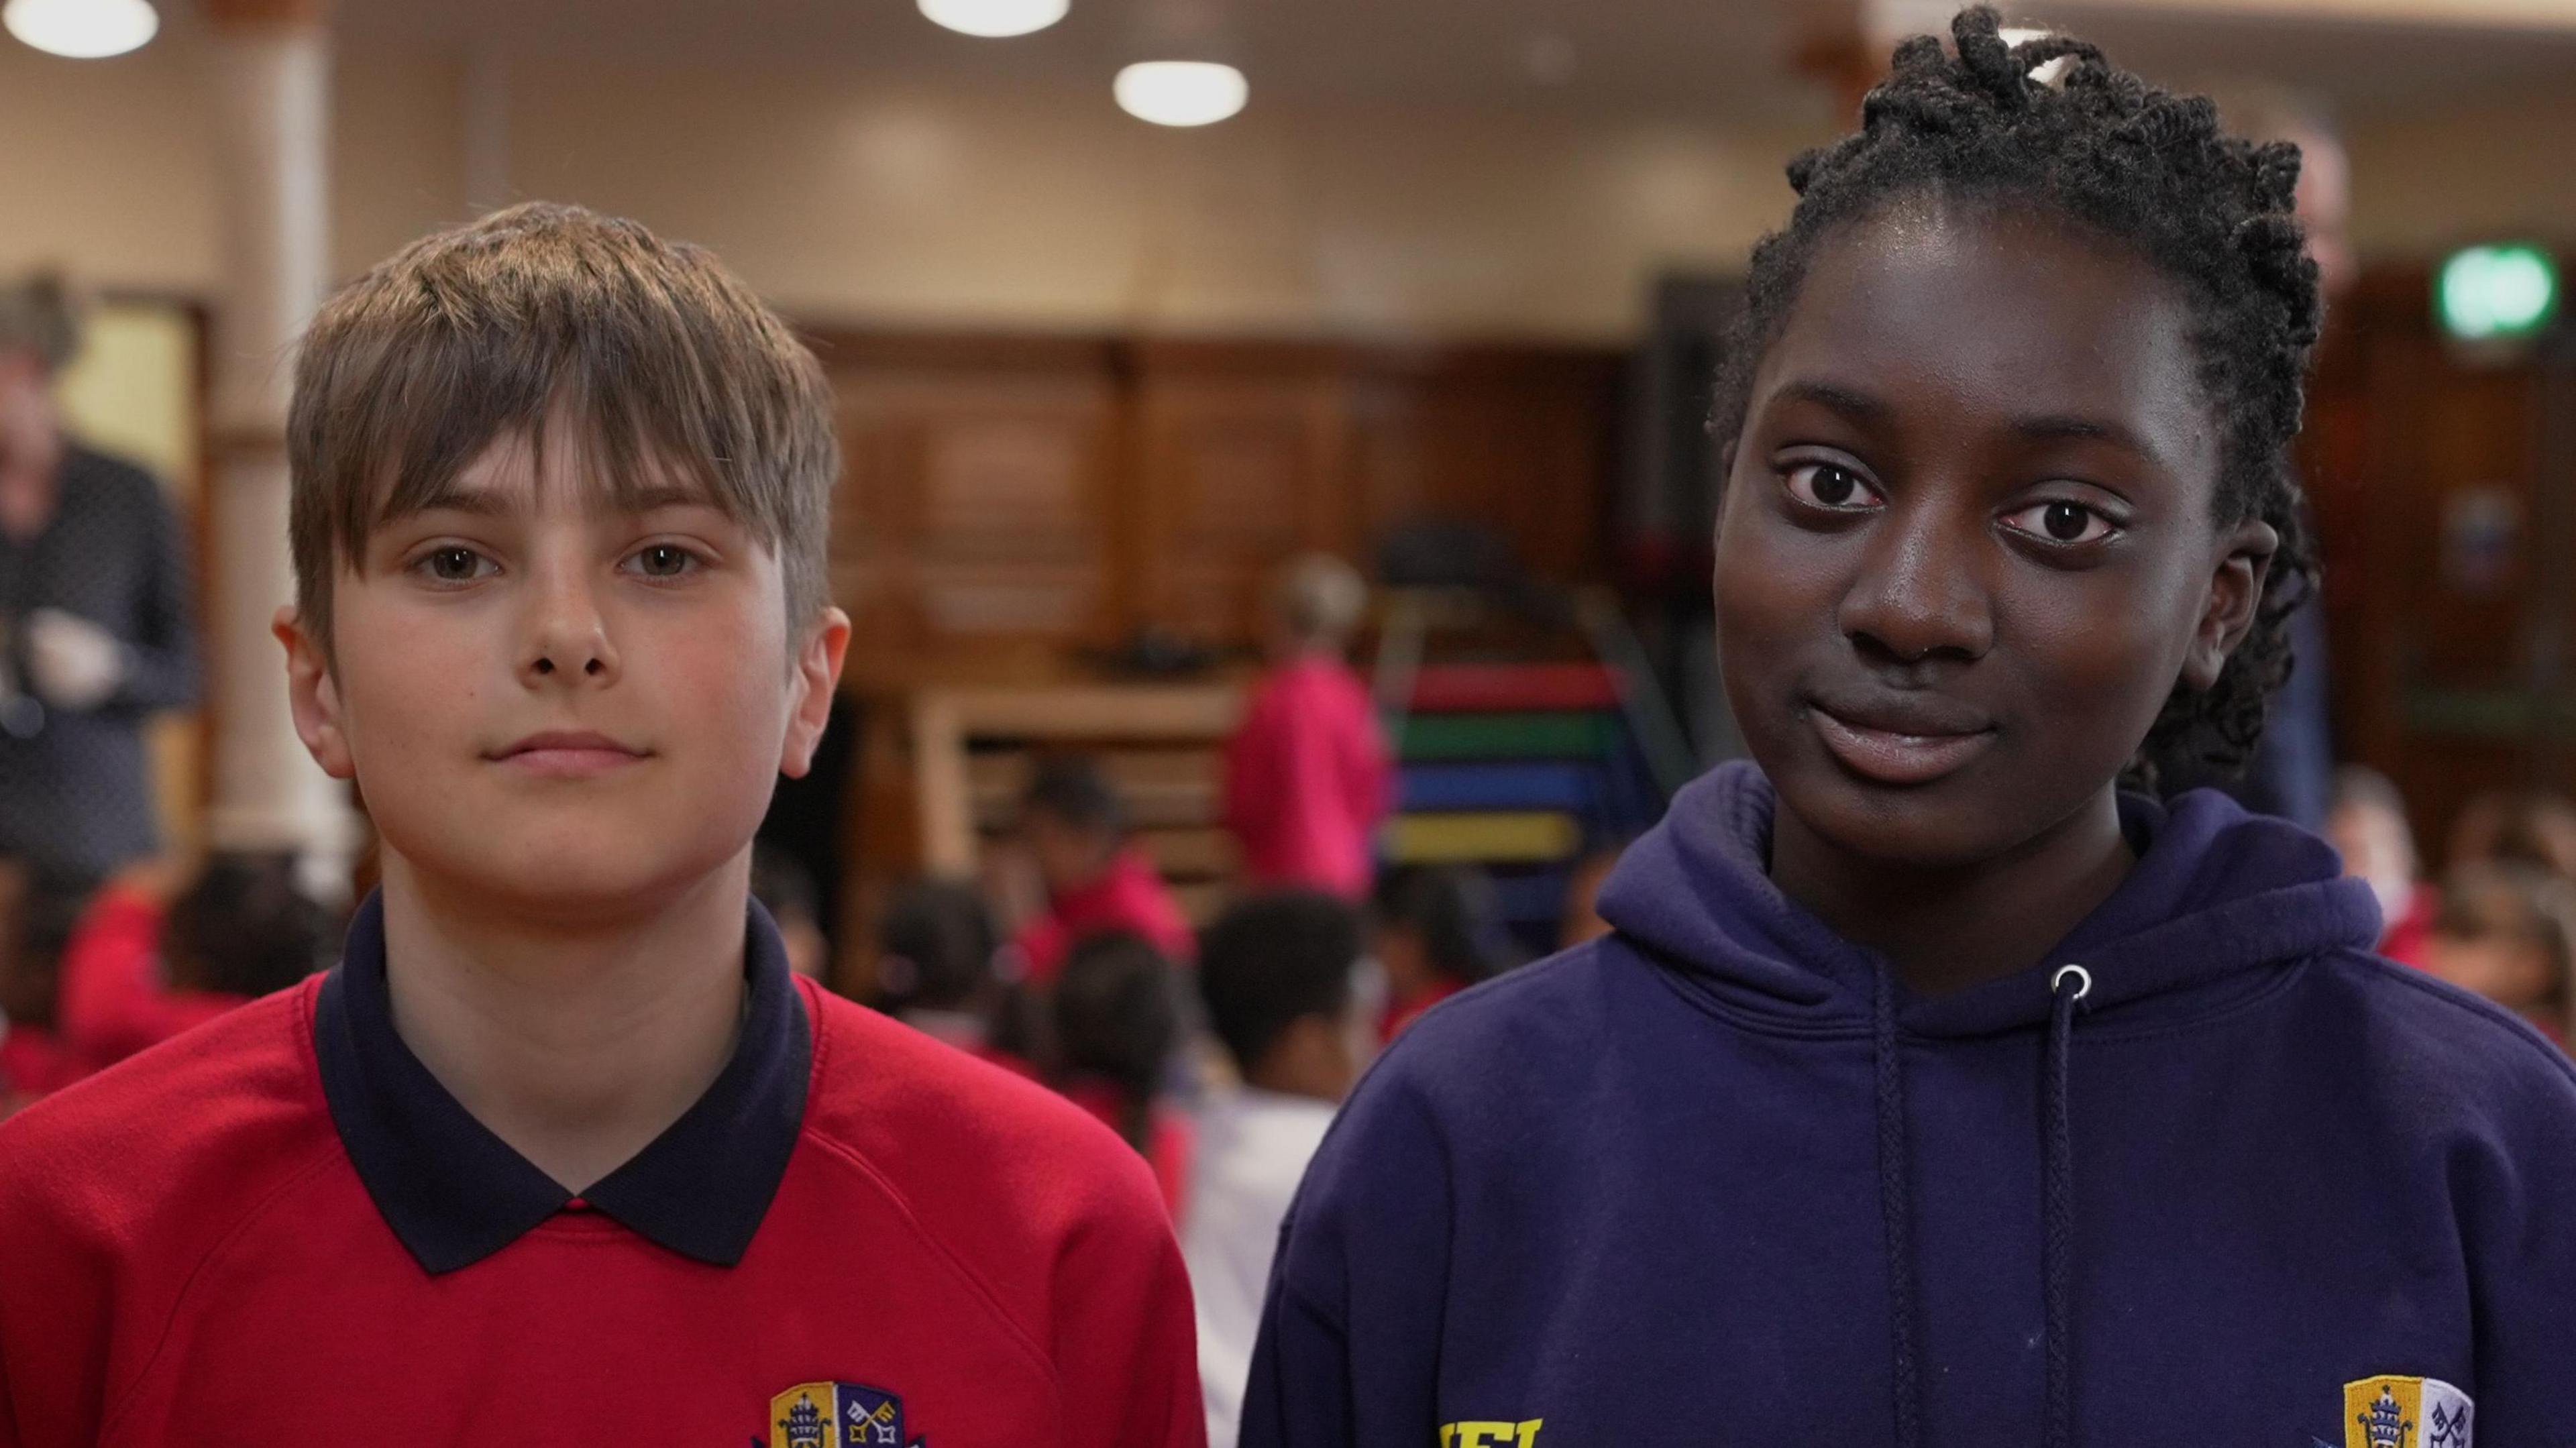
[1224,553,1392,899]
[1015,755,1195,983]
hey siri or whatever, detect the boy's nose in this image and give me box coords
[520,577,620,686]
[1837,504,1994,666]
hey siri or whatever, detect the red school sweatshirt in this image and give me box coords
[0,894,1205,1447]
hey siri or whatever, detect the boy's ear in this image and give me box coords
[2181,517,2280,691]
[779,606,852,779]
[274,606,357,781]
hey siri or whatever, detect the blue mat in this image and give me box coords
[1399,762,1601,813]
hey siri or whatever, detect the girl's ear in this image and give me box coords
[2180,517,2280,691]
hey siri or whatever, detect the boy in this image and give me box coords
[1184,892,1373,1448]
[1014,755,1194,980]
[0,203,1201,1447]
[1222,553,1391,898]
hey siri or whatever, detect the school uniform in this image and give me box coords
[54,880,239,1070]
[0,894,1203,1447]
[1183,1088,1336,1448]
[1242,762,2576,1448]
[1223,656,1391,899]
[1016,848,1197,983]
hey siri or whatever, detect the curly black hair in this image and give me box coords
[1710,6,2324,781]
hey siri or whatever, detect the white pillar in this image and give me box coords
[202,0,356,895]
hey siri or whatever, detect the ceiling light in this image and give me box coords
[917,0,1067,40]
[1114,60,1246,127]
[3,0,156,58]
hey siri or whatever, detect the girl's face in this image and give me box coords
[1715,200,2275,871]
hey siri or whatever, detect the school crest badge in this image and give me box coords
[2344,1376,2472,1448]
[766,1381,926,1448]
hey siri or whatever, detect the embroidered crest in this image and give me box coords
[766,1381,926,1448]
[2343,1376,2472,1448]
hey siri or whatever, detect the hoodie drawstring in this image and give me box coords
[2042,962,2091,1448]
[1875,960,2091,1448]
[1871,962,1922,1448]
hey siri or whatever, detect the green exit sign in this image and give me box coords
[2438,243,2559,342]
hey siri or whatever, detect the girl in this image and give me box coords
[1240,13,2576,1445]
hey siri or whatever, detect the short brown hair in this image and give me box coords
[288,202,837,651]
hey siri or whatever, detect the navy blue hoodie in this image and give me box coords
[1242,763,2576,1447]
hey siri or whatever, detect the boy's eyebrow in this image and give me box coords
[378,480,722,525]
[387,485,513,520]
[619,482,724,514]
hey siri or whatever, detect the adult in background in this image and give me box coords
[0,276,199,883]
[1223,553,1392,898]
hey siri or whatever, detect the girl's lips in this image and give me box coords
[1809,707,1998,787]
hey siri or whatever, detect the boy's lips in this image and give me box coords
[488,730,651,779]
[1805,696,1997,787]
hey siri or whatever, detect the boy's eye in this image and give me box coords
[417,546,496,583]
[624,543,701,579]
[2000,500,2118,546]
[1783,461,1882,512]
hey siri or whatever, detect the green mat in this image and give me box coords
[1394,712,1617,761]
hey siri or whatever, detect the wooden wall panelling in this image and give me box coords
[1129,341,1352,643]
[2314,266,2567,864]
[1346,347,1621,585]
[821,335,1124,684]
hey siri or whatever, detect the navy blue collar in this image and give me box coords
[313,891,812,1275]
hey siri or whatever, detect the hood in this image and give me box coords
[1597,760,2383,1038]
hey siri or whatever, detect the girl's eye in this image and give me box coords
[417,546,495,583]
[1784,461,1881,512]
[2000,500,2118,546]
[624,543,702,579]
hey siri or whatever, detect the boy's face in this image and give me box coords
[278,427,848,920]
[1714,201,2273,872]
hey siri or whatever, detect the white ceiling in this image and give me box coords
[306,0,2576,124]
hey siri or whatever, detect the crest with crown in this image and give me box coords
[2359,1388,2416,1448]
[778,1393,829,1448]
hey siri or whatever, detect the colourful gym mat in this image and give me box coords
[1407,663,1623,713]
[1399,762,1599,813]
[1393,712,1619,761]
[1386,811,1582,865]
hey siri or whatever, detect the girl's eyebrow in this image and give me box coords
[2010,412,2151,458]
[1774,379,1890,424]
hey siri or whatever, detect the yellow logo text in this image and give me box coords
[1440,1422,1542,1448]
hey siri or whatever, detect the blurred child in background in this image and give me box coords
[0,854,87,1111]
[1369,864,1513,1042]
[2449,789,2576,881]
[2426,861,2576,1044]
[58,852,333,1071]
[1186,891,1377,1448]
[1053,930,1193,1221]
[750,843,830,981]
[1014,755,1194,981]
[875,877,1036,1075]
[1223,553,1392,899]
[2324,765,2435,967]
